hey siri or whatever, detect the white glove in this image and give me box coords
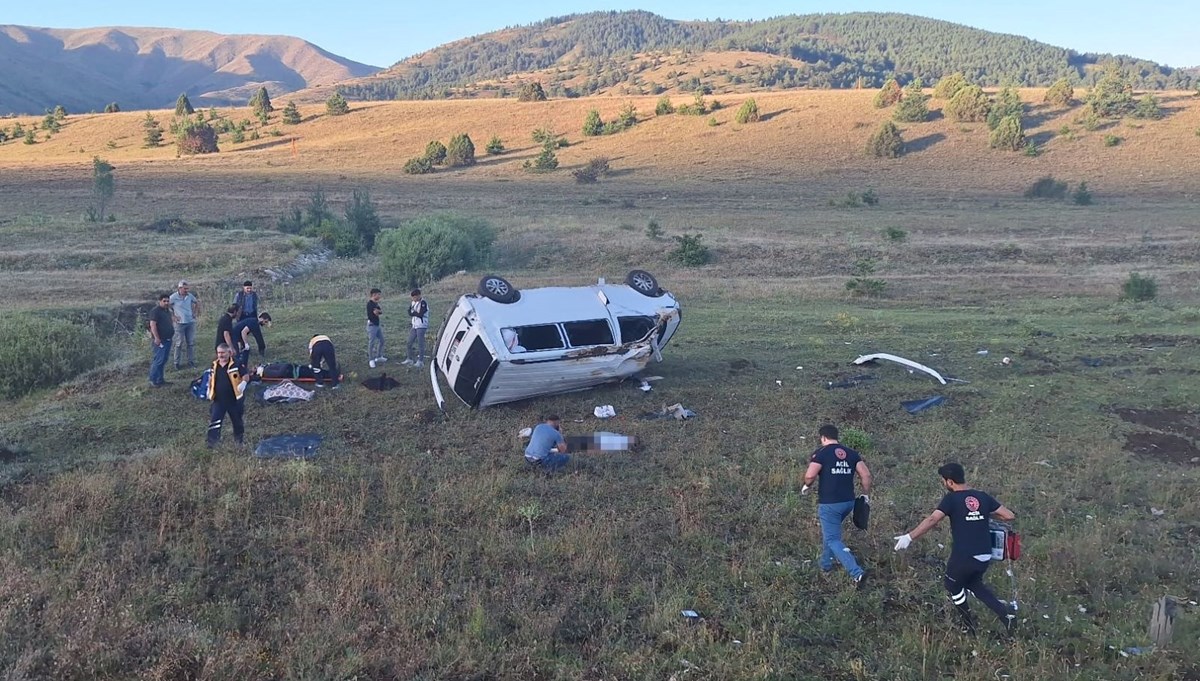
[893,533,913,551]
[860,494,870,504]
[800,484,811,496]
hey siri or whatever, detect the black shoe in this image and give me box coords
[159,380,174,386]
[854,571,868,591]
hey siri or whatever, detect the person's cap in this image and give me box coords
[177,280,189,287]
[243,280,253,287]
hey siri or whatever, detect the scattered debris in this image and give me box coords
[262,380,314,403]
[518,427,532,439]
[976,350,989,356]
[1002,357,1012,365]
[902,395,946,414]
[1079,356,1103,368]
[827,374,877,389]
[566,432,639,452]
[1033,460,1053,467]
[775,380,783,387]
[641,403,696,421]
[681,610,701,619]
[254,433,322,459]
[1151,507,1165,517]
[1121,647,1152,657]
[639,379,653,392]
[593,405,616,419]
[853,352,947,384]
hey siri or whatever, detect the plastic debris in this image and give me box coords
[681,610,700,619]
[1079,356,1103,368]
[853,352,947,384]
[827,374,877,390]
[254,434,322,459]
[518,427,532,439]
[641,403,696,421]
[902,395,946,414]
[976,350,989,356]
[1002,357,1012,365]
[1033,460,1053,467]
[594,405,616,419]
[1151,507,1165,517]
[775,380,783,386]
[639,379,653,392]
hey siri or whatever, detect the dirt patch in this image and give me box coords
[1120,334,1200,348]
[0,446,26,464]
[728,358,757,375]
[1123,432,1200,464]
[1112,407,1200,440]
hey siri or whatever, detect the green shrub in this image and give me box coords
[302,218,361,257]
[531,128,565,146]
[523,142,559,172]
[424,140,447,164]
[945,85,991,122]
[893,79,929,123]
[1024,176,1068,199]
[669,233,711,266]
[1087,69,1134,117]
[175,117,219,155]
[866,120,904,158]
[1120,272,1157,302]
[845,258,886,297]
[1045,78,1075,107]
[831,189,879,207]
[231,128,245,143]
[839,427,874,452]
[282,101,301,124]
[583,109,604,136]
[485,136,505,155]
[987,87,1024,130]
[517,82,547,102]
[571,157,611,184]
[1132,94,1162,120]
[23,129,36,145]
[645,219,663,239]
[379,213,496,287]
[707,116,719,127]
[0,314,107,398]
[655,96,675,116]
[403,157,434,174]
[174,93,194,116]
[1072,182,1093,205]
[1104,134,1121,147]
[883,227,907,242]
[1023,142,1040,157]
[1081,110,1102,131]
[277,207,304,234]
[735,98,760,124]
[325,93,350,116]
[989,114,1025,151]
[617,102,637,128]
[932,73,968,100]
[446,134,475,167]
[344,188,382,251]
[873,78,902,108]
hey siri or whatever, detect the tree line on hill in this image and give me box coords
[337,11,1194,101]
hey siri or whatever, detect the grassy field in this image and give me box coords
[1,90,1199,679]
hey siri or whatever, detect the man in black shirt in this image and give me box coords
[148,293,175,387]
[894,462,1017,634]
[367,288,386,368]
[214,305,237,352]
[802,424,873,588]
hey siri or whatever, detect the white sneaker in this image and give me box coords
[377,356,388,363]
[400,359,413,366]
[369,360,377,368]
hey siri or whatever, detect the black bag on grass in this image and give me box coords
[852,495,870,530]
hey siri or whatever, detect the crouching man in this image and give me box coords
[524,414,570,473]
[308,334,340,387]
[207,344,248,447]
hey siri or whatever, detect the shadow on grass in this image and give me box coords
[228,138,294,153]
[905,133,946,154]
[760,108,792,122]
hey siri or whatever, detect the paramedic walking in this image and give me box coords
[893,462,1017,635]
[802,424,872,588]
[403,288,429,368]
[206,344,248,447]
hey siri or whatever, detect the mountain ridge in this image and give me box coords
[334,11,1195,101]
[0,25,380,114]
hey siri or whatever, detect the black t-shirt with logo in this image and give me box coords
[367,300,381,326]
[150,306,175,341]
[215,314,234,349]
[811,443,862,504]
[937,489,1001,559]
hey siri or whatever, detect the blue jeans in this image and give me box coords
[149,338,173,385]
[173,322,196,368]
[368,324,385,360]
[406,327,426,362]
[527,452,570,473]
[818,501,864,578]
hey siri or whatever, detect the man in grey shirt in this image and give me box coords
[169,280,200,370]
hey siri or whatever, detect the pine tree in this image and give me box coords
[582,109,604,136]
[281,101,301,124]
[987,86,1024,130]
[866,120,904,158]
[175,93,194,116]
[91,157,115,222]
[946,85,991,122]
[424,140,447,165]
[735,98,760,123]
[517,82,547,102]
[893,79,929,122]
[989,115,1025,151]
[873,78,903,108]
[53,105,67,120]
[142,113,163,148]
[932,73,968,99]
[445,133,476,167]
[104,102,120,113]
[249,87,274,118]
[326,93,350,116]
[1044,78,1074,107]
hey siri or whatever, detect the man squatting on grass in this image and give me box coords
[207,344,248,447]
[367,288,386,368]
[802,424,872,588]
[169,280,200,370]
[148,293,175,387]
[893,462,1017,635]
[403,288,429,367]
[525,415,570,473]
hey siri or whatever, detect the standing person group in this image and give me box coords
[796,423,1019,636]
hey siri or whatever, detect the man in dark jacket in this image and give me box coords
[214,305,238,352]
[206,344,248,447]
[894,462,1017,635]
[232,281,266,357]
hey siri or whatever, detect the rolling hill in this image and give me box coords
[335,11,1195,101]
[0,25,380,115]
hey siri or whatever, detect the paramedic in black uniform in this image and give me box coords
[893,462,1017,635]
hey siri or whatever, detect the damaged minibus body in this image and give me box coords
[431,272,681,409]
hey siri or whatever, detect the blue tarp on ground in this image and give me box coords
[254,434,323,459]
[902,395,946,414]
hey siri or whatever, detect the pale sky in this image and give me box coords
[5,1,1197,69]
